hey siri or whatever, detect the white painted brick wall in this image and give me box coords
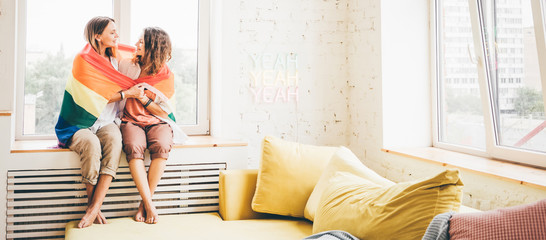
[221,0,350,168]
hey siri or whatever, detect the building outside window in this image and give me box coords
[435,0,546,167]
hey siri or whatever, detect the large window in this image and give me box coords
[434,0,546,167]
[16,0,210,139]
[436,0,486,150]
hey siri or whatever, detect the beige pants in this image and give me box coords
[69,123,122,185]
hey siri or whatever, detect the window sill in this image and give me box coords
[382,147,546,190]
[11,136,247,153]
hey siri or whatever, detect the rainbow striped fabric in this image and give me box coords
[55,44,178,147]
[133,65,177,123]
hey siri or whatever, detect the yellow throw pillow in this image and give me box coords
[304,146,395,221]
[251,136,338,217]
[313,170,463,240]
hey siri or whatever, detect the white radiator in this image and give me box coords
[6,162,226,239]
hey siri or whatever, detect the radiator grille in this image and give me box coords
[6,162,226,239]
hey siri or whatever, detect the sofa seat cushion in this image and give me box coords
[65,212,312,240]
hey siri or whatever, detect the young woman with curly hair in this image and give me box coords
[118,27,177,224]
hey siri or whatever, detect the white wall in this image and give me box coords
[381,0,431,148]
[0,116,9,236]
[0,1,17,235]
[0,0,17,112]
[219,0,351,168]
[345,0,384,166]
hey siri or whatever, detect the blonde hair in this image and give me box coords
[134,27,172,75]
[84,16,117,58]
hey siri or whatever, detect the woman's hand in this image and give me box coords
[124,84,144,99]
[138,94,150,105]
[108,85,143,103]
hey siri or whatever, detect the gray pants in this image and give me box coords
[69,123,122,185]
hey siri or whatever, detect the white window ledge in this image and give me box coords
[12,136,247,153]
[382,147,546,190]
[9,136,249,171]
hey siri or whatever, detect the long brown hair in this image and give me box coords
[84,16,117,58]
[135,27,172,75]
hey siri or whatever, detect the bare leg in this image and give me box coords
[129,159,158,224]
[143,158,167,224]
[78,175,113,228]
[83,184,107,225]
[134,202,145,222]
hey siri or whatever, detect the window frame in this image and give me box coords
[431,0,490,159]
[15,0,211,140]
[432,0,546,167]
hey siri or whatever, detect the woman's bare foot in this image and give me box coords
[144,202,159,224]
[134,202,145,222]
[78,207,100,228]
[94,210,108,224]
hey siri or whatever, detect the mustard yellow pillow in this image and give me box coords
[304,146,395,221]
[313,170,463,240]
[251,136,338,217]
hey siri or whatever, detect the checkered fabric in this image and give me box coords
[449,199,546,240]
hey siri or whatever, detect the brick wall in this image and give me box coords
[221,0,351,168]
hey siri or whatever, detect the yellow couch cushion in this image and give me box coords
[313,170,463,240]
[65,212,313,240]
[251,136,338,218]
[304,146,395,221]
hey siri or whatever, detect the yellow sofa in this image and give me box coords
[65,169,479,240]
[65,169,313,240]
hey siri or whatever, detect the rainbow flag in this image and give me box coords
[133,65,177,123]
[130,65,187,144]
[55,44,181,147]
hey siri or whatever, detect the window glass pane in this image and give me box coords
[482,0,546,153]
[437,0,486,149]
[24,0,112,135]
[130,0,199,125]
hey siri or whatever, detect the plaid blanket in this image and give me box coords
[303,230,359,240]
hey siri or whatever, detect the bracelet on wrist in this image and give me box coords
[119,91,125,100]
[140,96,149,104]
[144,98,153,108]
